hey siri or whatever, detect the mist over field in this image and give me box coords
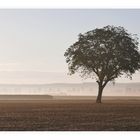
[0,71,140,97]
[0,82,139,96]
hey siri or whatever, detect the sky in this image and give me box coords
[0,9,140,84]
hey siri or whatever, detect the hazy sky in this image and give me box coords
[0,9,140,84]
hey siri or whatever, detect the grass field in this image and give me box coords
[0,96,140,131]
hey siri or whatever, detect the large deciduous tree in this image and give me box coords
[64,25,140,103]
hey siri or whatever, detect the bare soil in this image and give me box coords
[0,97,139,131]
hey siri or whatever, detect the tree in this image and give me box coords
[64,25,140,103]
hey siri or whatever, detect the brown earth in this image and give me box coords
[0,97,139,131]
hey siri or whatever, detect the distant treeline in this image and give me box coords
[0,83,139,96]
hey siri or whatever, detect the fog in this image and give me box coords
[0,82,139,96]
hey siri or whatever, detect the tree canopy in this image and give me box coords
[64,25,140,103]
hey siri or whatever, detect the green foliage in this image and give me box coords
[64,25,140,87]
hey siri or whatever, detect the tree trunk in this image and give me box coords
[96,85,103,103]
